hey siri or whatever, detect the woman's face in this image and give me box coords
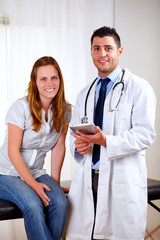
[36,64,60,106]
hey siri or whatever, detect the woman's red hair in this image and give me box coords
[27,56,71,132]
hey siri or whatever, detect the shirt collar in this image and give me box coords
[97,66,122,84]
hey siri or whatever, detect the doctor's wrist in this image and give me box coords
[101,134,107,147]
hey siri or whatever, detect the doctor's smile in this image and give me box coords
[98,58,109,63]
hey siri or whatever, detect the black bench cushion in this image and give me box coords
[147,178,160,201]
[0,199,22,221]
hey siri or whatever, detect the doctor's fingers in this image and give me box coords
[75,141,90,153]
[74,136,89,144]
[89,133,106,147]
[75,134,92,144]
[74,140,90,148]
[75,128,106,146]
[76,145,90,155]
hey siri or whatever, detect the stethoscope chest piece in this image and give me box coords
[81,116,88,124]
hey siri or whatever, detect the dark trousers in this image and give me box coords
[91,170,99,240]
[92,170,99,213]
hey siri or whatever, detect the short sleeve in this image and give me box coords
[5,99,26,130]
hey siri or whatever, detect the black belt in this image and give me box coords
[92,169,99,174]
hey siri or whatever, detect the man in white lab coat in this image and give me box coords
[66,26,156,240]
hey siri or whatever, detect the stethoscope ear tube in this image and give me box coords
[120,69,125,90]
[112,69,125,90]
[109,69,125,111]
[84,78,97,117]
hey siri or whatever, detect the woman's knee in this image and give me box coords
[49,192,68,216]
[23,196,43,218]
[59,195,68,213]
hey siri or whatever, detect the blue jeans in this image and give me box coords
[0,174,68,240]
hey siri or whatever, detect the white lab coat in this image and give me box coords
[66,69,156,240]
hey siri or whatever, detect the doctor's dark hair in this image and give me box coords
[27,56,71,133]
[91,26,121,49]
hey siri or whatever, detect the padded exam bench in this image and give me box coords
[147,178,160,212]
[0,179,160,221]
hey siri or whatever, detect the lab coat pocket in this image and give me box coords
[112,166,140,199]
[114,103,132,132]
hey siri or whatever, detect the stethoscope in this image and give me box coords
[81,69,125,124]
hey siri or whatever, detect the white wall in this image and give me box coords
[115,0,160,238]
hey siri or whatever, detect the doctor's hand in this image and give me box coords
[73,137,90,155]
[72,126,106,155]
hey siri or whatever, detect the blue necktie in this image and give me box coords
[92,78,110,165]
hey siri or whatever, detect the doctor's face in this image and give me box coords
[91,36,123,78]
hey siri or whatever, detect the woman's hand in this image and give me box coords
[33,182,51,207]
[72,126,106,155]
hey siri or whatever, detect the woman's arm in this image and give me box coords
[51,126,68,185]
[8,123,51,206]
